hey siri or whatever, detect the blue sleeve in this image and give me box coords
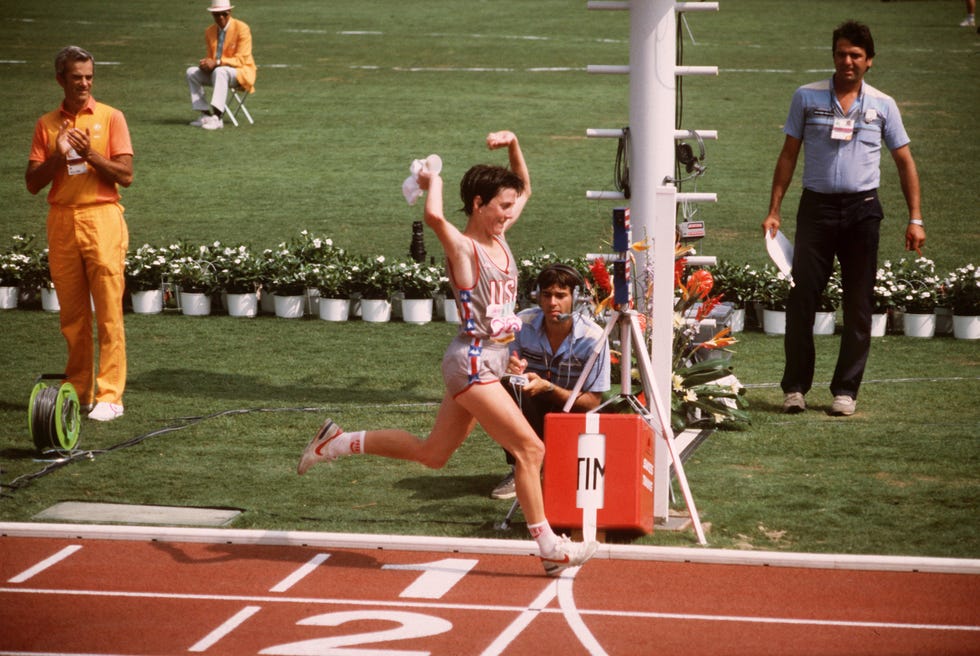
[882,97,910,151]
[783,89,806,140]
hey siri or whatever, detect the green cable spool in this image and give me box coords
[28,376,81,454]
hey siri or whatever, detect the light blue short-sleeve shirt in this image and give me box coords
[784,78,910,194]
[510,307,611,394]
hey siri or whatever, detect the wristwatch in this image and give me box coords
[909,219,924,226]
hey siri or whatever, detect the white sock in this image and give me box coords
[329,430,365,458]
[528,520,559,555]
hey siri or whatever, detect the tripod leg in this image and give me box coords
[562,311,619,413]
[498,499,520,531]
[628,313,708,545]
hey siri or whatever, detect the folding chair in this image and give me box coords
[223,88,254,127]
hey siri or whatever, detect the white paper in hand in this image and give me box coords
[402,154,443,206]
[765,230,794,282]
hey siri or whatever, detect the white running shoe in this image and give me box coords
[88,402,124,422]
[540,536,599,576]
[189,115,208,127]
[959,15,975,27]
[201,115,223,130]
[297,419,344,475]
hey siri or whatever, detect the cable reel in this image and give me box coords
[28,374,81,455]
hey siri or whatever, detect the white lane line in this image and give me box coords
[479,580,557,656]
[188,605,262,652]
[7,544,82,583]
[269,553,330,593]
[557,568,608,656]
[2,587,978,633]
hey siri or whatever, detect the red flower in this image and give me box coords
[685,269,714,300]
[590,258,612,296]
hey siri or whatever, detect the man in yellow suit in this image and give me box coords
[186,1,257,130]
[26,45,134,422]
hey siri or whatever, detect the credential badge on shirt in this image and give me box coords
[831,118,855,141]
[864,109,878,124]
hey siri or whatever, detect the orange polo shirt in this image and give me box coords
[29,96,133,208]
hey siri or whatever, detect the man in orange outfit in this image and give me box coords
[185,1,257,130]
[26,45,134,422]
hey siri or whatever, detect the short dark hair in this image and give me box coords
[55,45,94,76]
[459,164,525,216]
[833,21,875,59]
[537,263,583,292]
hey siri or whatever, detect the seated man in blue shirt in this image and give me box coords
[491,263,611,499]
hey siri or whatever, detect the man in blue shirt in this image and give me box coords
[491,263,611,498]
[762,21,925,417]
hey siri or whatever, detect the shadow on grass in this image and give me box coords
[394,474,500,501]
[128,368,435,406]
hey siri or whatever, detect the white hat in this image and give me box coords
[207,0,234,12]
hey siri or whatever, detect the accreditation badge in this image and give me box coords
[831,118,855,141]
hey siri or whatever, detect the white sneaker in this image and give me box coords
[830,395,857,416]
[201,115,223,130]
[189,115,208,127]
[88,402,124,422]
[297,419,344,475]
[540,536,599,576]
[960,15,975,27]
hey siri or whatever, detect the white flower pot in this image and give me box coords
[870,313,888,337]
[226,292,258,318]
[0,286,19,309]
[180,291,211,316]
[729,307,745,333]
[763,309,786,335]
[318,298,350,322]
[360,299,391,323]
[40,287,60,312]
[131,289,164,315]
[402,298,433,324]
[952,315,980,340]
[274,295,305,319]
[813,311,836,335]
[902,312,935,338]
[444,298,460,324]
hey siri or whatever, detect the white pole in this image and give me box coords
[630,0,676,521]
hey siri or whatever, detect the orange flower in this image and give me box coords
[700,326,736,350]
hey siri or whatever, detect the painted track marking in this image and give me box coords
[7,544,82,583]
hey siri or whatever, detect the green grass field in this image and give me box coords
[1,0,978,558]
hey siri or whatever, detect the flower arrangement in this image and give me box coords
[309,257,355,299]
[349,255,396,300]
[259,243,309,296]
[0,234,36,287]
[126,244,169,292]
[393,260,442,299]
[872,260,899,313]
[21,246,54,291]
[213,242,262,294]
[167,241,218,294]
[757,265,793,311]
[894,256,940,314]
[941,263,980,316]
[290,230,345,266]
[517,248,561,304]
[708,261,758,310]
[670,260,749,431]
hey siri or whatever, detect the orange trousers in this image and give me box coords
[46,203,129,406]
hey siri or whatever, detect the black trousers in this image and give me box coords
[501,380,555,466]
[782,188,883,399]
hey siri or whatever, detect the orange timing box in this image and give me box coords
[543,413,655,535]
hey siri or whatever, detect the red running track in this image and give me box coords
[1,523,978,655]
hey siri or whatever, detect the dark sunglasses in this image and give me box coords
[214,11,229,17]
